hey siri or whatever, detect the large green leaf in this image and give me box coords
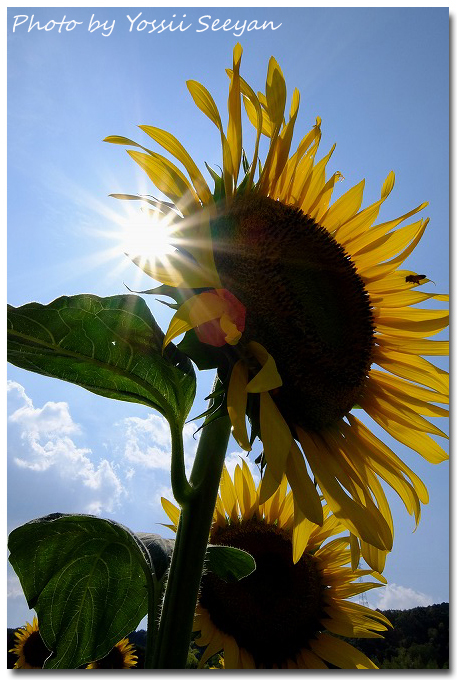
[8,514,154,669]
[136,532,174,582]
[7,294,195,426]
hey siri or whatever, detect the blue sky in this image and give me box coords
[7,6,449,627]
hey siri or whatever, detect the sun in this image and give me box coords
[118,208,176,265]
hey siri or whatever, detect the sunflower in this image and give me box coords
[9,616,50,669]
[162,462,391,669]
[86,638,138,669]
[106,45,449,570]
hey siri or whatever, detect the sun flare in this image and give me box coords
[118,209,176,264]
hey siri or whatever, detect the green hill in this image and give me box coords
[350,602,449,669]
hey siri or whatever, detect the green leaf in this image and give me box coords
[7,294,195,427]
[136,532,174,582]
[206,545,256,583]
[8,514,153,669]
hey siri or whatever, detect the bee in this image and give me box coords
[405,274,427,284]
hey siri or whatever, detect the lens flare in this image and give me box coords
[119,209,176,265]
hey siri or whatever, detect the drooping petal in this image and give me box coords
[227,361,251,451]
[260,392,292,484]
[246,341,282,392]
[286,440,323,526]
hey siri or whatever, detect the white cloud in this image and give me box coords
[9,398,80,438]
[373,583,434,610]
[8,382,126,514]
[118,415,262,489]
[152,483,175,507]
[7,572,24,600]
[120,413,200,473]
[7,380,33,408]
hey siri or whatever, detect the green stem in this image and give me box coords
[152,414,232,669]
[141,562,159,668]
[170,419,193,505]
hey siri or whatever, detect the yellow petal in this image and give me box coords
[161,497,180,528]
[265,56,286,129]
[372,418,449,464]
[187,80,222,129]
[360,541,388,573]
[345,202,428,255]
[292,498,314,563]
[308,171,343,222]
[260,392,292,483]
[353,219,425,270]
[297,428,391,551]
[374,347,448,394]
[361,219,428,280]
[197,632,224,667]
[370,369,448,406]
[370,289,447,308]
[227,44,243,185]
[227,361,251,451]
[350,533,360,571]
[345,414,428,503]
[298,648,328,669]
[127,150,199,213]
[320,179,365,232]
[139,126,213,206]
[362,389,448,439]
[162,293,226,349]
[268,89,300,193]
[369,379,448,418]
[219,313,242,345]
[223,634,241,669]
[299,144,336,214]
[246,341,282,392]
[187,80,234,199]
[258,462,281,505]
[377,336,449,356]
[286,440,323,525]
[219,466,239,522]
[309,634,378,669]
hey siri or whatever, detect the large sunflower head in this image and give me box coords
[86,638,138,669]
[162,462,391,669]
[107,45,449,569]
[9,616,50,669]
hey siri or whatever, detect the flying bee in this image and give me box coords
[404,273,437,285]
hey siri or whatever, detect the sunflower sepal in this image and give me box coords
[205,162,225,202]
[124,282,195,305]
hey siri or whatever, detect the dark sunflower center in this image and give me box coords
[22,631,49,668]
[92,645,126,669]
[211,194,374,430]
[199,521,325,667]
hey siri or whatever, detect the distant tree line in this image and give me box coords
[350,603,449,669]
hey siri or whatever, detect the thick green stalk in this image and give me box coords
[152,414,232,669]
[141,561,160,668]
[169,419,193,505]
